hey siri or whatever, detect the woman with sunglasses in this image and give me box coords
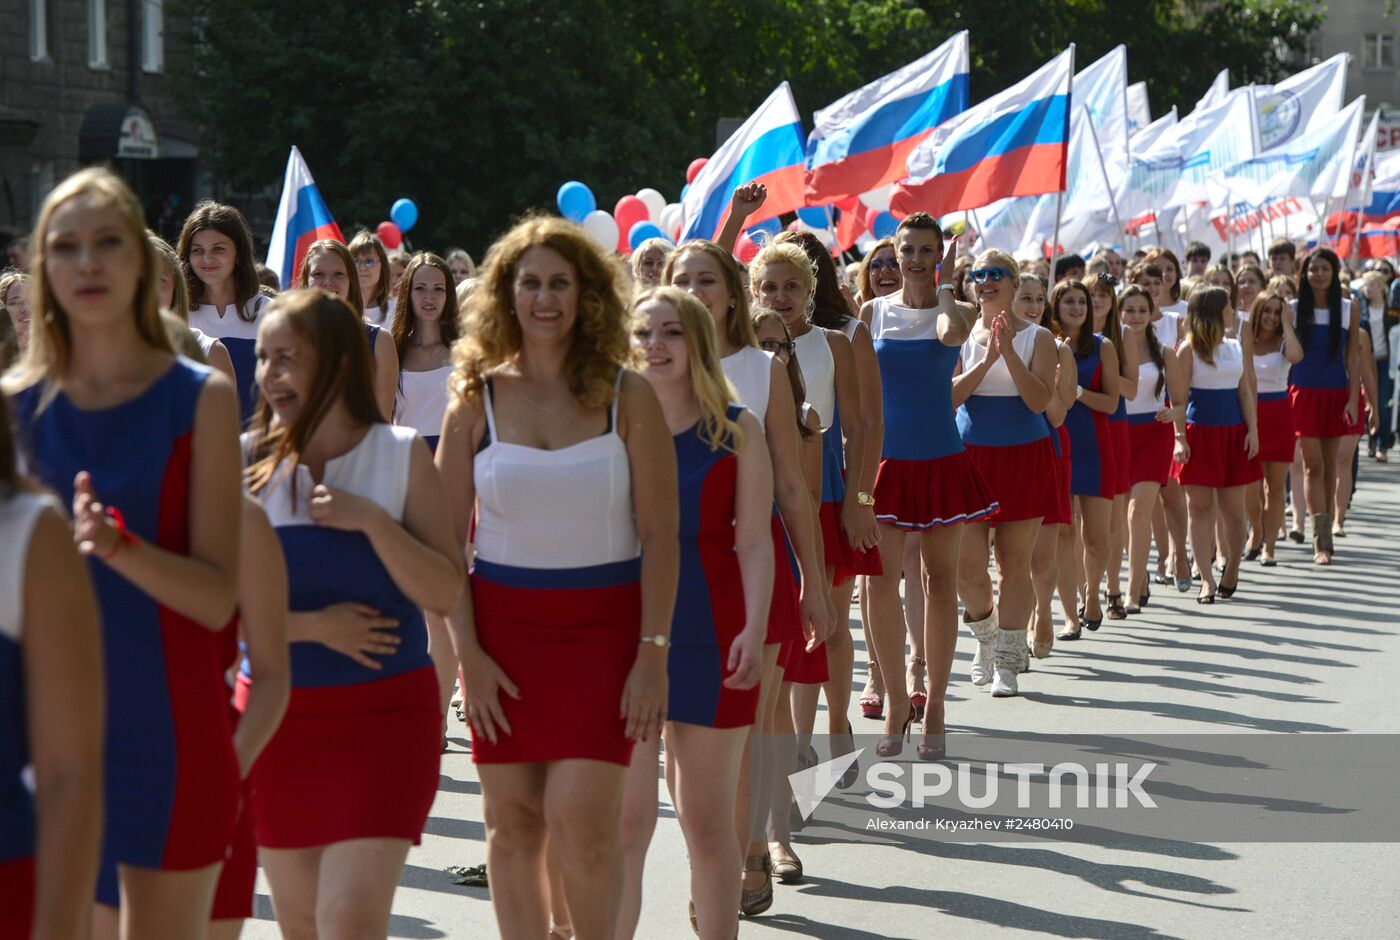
[952,251,1057,697]
[1090,273,1135,621]
[1053,278,1120,635]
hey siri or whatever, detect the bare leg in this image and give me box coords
[1030,523,1059,648]
[856,576,884,712]
[119,864,222,940]
[616,736,660,940]
[1184,485,1219,599]
[1105,493,1127,602]
[1054,516,1078,629]
[918,525,962,742]
[1127,482,1162,607]
[315,838,413,940]
[1218,485,1247,590]
[1333,434,1360,529]
[667,723,748,940]
[544,761,627,940]
[1162,479,1190,583]
[1076,496,1112,623]
[1289,445,1307,538]
[821,578,857,737]
[866,525,912,735]
[476,764,549,940]
[1260,462,1289,562]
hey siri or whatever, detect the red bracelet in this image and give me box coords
[101,506,139,559]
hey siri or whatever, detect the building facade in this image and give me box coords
[0,0,200,245]
[1302,0,1400,150]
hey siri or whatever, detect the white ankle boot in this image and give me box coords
[965,609,999,686]
[992,630,1025,697]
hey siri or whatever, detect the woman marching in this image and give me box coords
[242,288,462,937]
[1289,248,1361,564]
[7,167,244,938]
[0,391,104,940]
[1244,291,1302,566]
[863,215,995,754]
[1053,278,1121,636]
[148,234,236,382]
[350,231,398,330]
[1119,285,1187,612]
[632,286,771,940]
[436,215,677,940]
[1089,273,1135,621]
[1170,286,1262,602]
[952,250,1058,695]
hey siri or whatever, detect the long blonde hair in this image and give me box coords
[749,241,817,320]
[3,167,169,396]
[451,214,633,410]
[148,231,190,319]
[662,240,759,350]
[635,286,744,454]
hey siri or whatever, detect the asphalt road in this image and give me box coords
[242,457,1400,939]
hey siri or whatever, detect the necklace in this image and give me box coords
[521,387,570,413]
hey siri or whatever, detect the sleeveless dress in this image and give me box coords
[470,374,641,765]
[1108,381,1132,496]
[0,492,56,940]
[957,322,1057,522]
[1288,299,1352,439]
[1064,334,1121,499]
[668,407,761,728]
[1125,357,1174,486]
[239,422,439,847]
[365,296,399,332]
[869,297,996,528]
[396,364,452,452]
[1171,338,1263,487]
[720,347,804,673]
[11,360,240,873]
[188,293,272,422]
[1153,311,1181,351]
[1254,344,1296,463]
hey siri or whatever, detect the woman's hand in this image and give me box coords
[621,649,668,742]
[723,628,765,691]
[315,602,400,669]
[799,588,833,647]
[939,234,961,287]
[1155,405,1183,424]
[1343,395,1359,426]
[1173,436,1191,465]
[308,484,387,533]
[71,471,124,560]
[841,500,880,554]
[1243,428,1260,460]
[730,183,768,221]
[460,646,520,745]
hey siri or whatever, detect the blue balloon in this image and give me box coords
[796,205,830,228]
[628,221,668,251]
[871,211,898,239]
[556,181,596,222]
[390,197,419,232]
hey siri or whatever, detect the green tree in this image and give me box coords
[173,0,1324,254]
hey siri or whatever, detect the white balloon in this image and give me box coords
[858,184,894,212]
[659,203,682,235]
[636,188,667,221]
[581,210,620,253]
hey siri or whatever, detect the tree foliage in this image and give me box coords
[172,0,1325,254]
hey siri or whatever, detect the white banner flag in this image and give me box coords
[1127,83,1152,134]
[1074,46,1129,182]
[1255,53,1348,151]
[1211,96,1366,208]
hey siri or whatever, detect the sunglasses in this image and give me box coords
[970,267,1014,284]
[760,339,795,356]
[869,258,899,271]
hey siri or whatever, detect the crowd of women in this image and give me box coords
[0,167,1390,940]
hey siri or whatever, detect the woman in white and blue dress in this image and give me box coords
[350,230,400,331]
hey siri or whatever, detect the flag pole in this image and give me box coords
[1049,189,1065,281]
[1085,109,1128,251]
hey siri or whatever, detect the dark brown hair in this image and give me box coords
[296,240,364,317]
[177,200,261,320]
[1050,279,1096,359]
[1119,284,1165,399]
[751,308,814,440]
[347,230,393,311]
[391,252,461,363]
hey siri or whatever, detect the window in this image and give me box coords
[142,0,164,73]
[1363,33,1394,70]
[88,0,108,69]
[29,0,48,61]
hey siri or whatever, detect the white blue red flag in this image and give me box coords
[891,47,1075,217]
[680,83,807,242]
[804,32,969,205]
[265,146,343,290]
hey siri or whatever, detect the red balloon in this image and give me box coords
[734,233,760,264]
[614,196,650,251]
[376,221,403,250]
[686,158,709,184]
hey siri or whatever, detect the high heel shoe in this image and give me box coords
[876,706,915,758]
[1217,580,1239,599]
[1106,593,1127,620]
[908,656,928,721]
[858,690,885,720]
[916,731,947,761]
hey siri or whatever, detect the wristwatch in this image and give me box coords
[857,491,875,507]
[639,634,670,648]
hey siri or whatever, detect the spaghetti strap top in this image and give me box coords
[473,371,639,569]
[792,326,835,430]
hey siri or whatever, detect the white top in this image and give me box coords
[1125,359,1165,415]
[721,346,773,433]
[0,492,55,643]
[871,297,941,343]
[365,296,399,331]
[1160,300,1188,317]
[189,326,219,358]
[1153,311,1181,349]
[793,325,836,429]
[254,423,415,527]
[473,376,638,569]
[1190,337,1246,390]
[188,293,271,341]
[395,365,452,439]
[960,321,1042,396]
[1237,308,1251,324]
[1368,306,1388,358]
[1253,347,1291,394]
[1289,298,1350,327]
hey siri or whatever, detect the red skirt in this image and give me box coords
[1257,394,1297,463]
[1045,451,1073,526]
[819,501,883,585]
[964,438,1059,523]
[0,858,32,940]
[470,572,639,766]
[239,667,441,848]
[1111,421,1132,495]
[766,516,803,648]
[1171,423,1264,488]
[782,638,829,685]
[212,704,254,920]
[1128,420,1174,487]
[872,453,999,529]
[1344,387,1368,436]
[1289,385,1351,439]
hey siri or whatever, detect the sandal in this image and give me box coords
[1106,593,1127,620]
[858,691,885,721]
[907,656,928,722]
[1218,581,1239,599]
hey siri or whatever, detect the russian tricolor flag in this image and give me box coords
[265,146,343,290]
[891,47,1074,217]
[805,32,969,205]
[680,83,807,242]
